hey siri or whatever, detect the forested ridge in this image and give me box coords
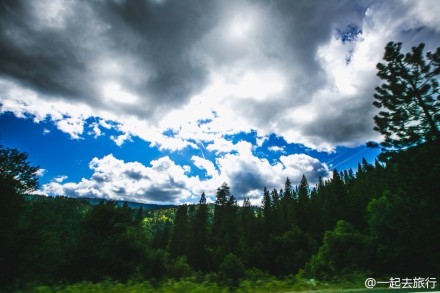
[1,42,439,291]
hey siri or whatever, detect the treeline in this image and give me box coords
[1,142,439,291]
[166,141,440,280]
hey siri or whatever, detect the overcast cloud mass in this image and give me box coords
[1,0,439,204]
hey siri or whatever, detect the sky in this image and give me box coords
[0,0,439,205]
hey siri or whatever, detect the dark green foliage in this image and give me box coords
[219,253,245,286]
[169,204,188,259]
[187,193,209,271]
[280,178,297,232]
[0,145,39,193]
[270,225,314,276]
[306,220,369,278]
[0,185,25,288]
[296,175,309,231]
[168,256,192,280]
[373,42,440,149]
[71,201,150,282]
[261,187,273,239]
[367,142,440,275]
[212,183,239,265]
[0,194,90,289]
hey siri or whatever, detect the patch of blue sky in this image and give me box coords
[0,114,161,185]
[1,113,381,190]
[337,23,363,44]
[222,131,379,174]
[162,128,179,137]
[197,118,213,127]
[224,130,259,145]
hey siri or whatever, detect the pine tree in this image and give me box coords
[280,178,296,231]
[188,193,209,271]
[297,175,310,231]
[212,183,239,263]
[134,207,144,224]
[373,42,440,149]
[283,178,293,200]
[271,189,281,235]
[225,194,239,253]
[240,198,256,249]
[169,205,188,259]
[213,183,230,240]
[262,187,273,239]
[212,183,230,250]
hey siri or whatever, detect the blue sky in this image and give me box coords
[0,0,438,204]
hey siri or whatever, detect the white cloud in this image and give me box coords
[42,145,330,204]
[191,155,219,178]
[110,132,132,147]
[0,79,95,139]
[35,168,47,177]
[55,116,85,140]
[280,154,330,181]
[88,122,102,138]
[102,82,139,105]
[215,141,330,198]
[206,137,238,154]
[54,175,68,183]
[31,0,73,30]
[268,146,285,153]
[411,0,440,32]
[43,154,197,204]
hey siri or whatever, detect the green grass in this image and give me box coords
[12,279,348,293]
[15,275,437,293]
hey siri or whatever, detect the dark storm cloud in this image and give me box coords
[229,170,265,199]
[221,0,440,149]
[299,158,330,182]
[266,0,372,93]
[88,0,218,116]
[139,186,182,202]
[63,187,79,198]
[0,1,93,101]
[91,173,108,184]
[124,170,145,181]
[0,0,219,119]
[2,0,439,150]
[303,95,377,145]
[114,186,127,195]
[213,0,379,147]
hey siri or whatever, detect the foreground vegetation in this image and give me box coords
[13,274,377,293]
[14,275,437,293]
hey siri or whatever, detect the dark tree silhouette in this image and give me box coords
[0,145,39,193]
[188,193,209,271]
[169,204,188,259]
[373,42,440,149]
[0,145,39,287]
[297,175,309,231]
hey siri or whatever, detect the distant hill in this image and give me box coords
[77,197,176,211]
[25,194,175,211]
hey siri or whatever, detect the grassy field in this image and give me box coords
[14,277,438,293]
